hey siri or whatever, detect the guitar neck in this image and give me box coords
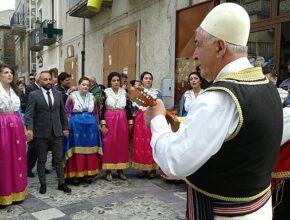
[165,111,180,132]
[127,86,180,132]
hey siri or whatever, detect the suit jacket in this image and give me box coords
[25,88,69,138]
[25,82,40,104]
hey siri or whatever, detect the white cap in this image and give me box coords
[200,3,250,46]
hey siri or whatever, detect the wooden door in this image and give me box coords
[103,26,137,87]
[175,1,214,106]
[64,57,77,86]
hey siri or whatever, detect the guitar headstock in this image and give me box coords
[128,86,157,107]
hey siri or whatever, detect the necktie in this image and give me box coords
[47,91,52,108]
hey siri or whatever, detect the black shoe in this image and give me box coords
[39,184,46,194]
[58,184,72,193]
[45,168,50,174]
[138,171,147,178]
[27,171,35,178]
[71,178,80,186]
[82,177,93,184]
[148,171,156,179]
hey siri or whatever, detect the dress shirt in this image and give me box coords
[282,107,290,145]
[150,57,290,178]
[41,87,54,107]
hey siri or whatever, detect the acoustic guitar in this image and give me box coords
[128,86,181,132]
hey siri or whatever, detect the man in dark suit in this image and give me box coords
[25,73,50,177]
[25,71,71,194]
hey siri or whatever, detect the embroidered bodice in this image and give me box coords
[184,89,204,112]
[0,83,20,112]
[71,91,95,112]
[104,88,127,109]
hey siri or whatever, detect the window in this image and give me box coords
[248,29,274,67]
[220,0,271,22]
[279,21,290,81]
[279,0,290,16]
[219,0,290,83]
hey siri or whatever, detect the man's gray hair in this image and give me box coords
[86,75,96,83]
[35,72,41,82]
[197,27,248,55]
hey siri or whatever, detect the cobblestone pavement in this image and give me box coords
[0,157,186,220]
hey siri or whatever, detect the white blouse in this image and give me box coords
[71,91,95,112]
[0,83,20,113]
[183,89,204,112]
[104,88,127,109]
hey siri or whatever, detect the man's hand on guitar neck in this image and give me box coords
[144,99,166,126]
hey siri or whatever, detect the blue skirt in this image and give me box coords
[64,112,102,160]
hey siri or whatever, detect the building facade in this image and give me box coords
[28,0,208,108]
[0,10,15,68]
[10,0,38,82]
[16,0,290,108]
[0,25,15,68]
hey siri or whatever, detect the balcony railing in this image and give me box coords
[10,12,27,35]
[38,20,63,46]
[69,0,81,8]
[29,29,43,52]
[68,0,113,18]
[30,19,63,50]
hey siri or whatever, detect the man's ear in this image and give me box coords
[216,39,227,58]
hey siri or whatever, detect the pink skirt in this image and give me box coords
[102,110,129,170]
[0,113,27,205]
[131,110,158,171]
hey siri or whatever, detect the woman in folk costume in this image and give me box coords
[264,67,290,220]
[179,71,204,117]
[64,77,102,185]
[100,72,133,181]
[0,64,27,205]
[131,72,162,178]
[272,140,290,220]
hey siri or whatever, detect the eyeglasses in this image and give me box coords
[29,78,35,80]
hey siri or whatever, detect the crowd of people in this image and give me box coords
[0,65,172,206]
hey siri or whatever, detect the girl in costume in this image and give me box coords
[64,77,102,185]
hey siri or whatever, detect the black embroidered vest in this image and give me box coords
[185,67,283,201]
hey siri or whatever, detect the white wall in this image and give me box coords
[39,0,207,108]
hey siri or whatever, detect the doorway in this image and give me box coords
[175,1,215,106]
[103,25,137,87]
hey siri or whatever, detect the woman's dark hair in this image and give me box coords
[262,66,278,78]
[58,72,71,85]
[140,71,153,81]
[130,79,141,87]
[107,72,120,88]
[0,64,21,96]
[17,80,25,86]
[16,81,25,94]
[187,71,206,90]
[78,76,91,85]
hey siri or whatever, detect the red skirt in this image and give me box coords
[272,141,290,189]
[272,141,290,179]
[64,154,100,178]
[102,110,129,170]
[131,110,158,171]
